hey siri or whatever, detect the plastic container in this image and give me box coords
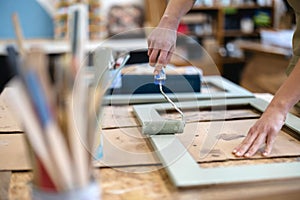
[31,181,101,200]
[260,29,293,48]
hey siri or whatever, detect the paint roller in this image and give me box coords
[149,68,186,134]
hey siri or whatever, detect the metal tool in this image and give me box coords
[154,68,185,122]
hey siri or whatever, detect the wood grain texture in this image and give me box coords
[0,171,11,200]
[0,96,22,133]
[3,119,300,170]
[8,172,32,200]
[95,119,300,167]
[101,105,260,129]
[0,134,31,170]
[101,106,138,129]
[9,169,300,200]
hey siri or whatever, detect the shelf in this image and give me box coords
[192,6,219,11]
[221,56,245,64]
[222,5,272,9]
[237,40,292,57]
[192,4,273,11]
[224,30,260,37]
[181,14,207,24]
[187,2,274,68]
[185,31,215,38]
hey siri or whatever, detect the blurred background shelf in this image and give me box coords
[182,1,275,73]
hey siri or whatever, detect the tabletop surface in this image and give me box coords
[1,89,300,200]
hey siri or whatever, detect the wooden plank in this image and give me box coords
[0,95,22,133]
[101,105,260,129]
[161,109,260,122]
[3,119,300,170]
[0,171,11,200]
[95,118,300,167]
[135,98,300,187]
[94,127,158,167]
[0,134,31,170]
[101,106,138,129]
[8,172,32,200]
[151,133,300,187]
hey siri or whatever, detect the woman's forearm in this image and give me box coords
[158,0,195,30]
[266,59,300,116]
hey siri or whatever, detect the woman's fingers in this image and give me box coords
[232,104,285,158]
[147,27,177,69]
[166,46,175,63]
[233,130,258,157]
[149,47,175,74]
[148,49,160,66]
[148,47,153,57]
[263,132,276,156]
[157,50,169,65]
[244,132,267,157]
[233,131,276,157]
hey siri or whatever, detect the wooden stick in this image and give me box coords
[12,13,25,57]
[8,80,62,190]
[68,4,89,187]
[11,13,74,190]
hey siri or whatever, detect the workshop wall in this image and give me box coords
[0,0,54,39]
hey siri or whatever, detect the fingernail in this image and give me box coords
[156,64,163,69]
[236,152,241,156]
[245,153,250,157]
[232,149,237,153]
[262,152,268,157]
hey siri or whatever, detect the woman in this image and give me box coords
[147,0,300,157]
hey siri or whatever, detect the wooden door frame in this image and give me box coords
[133,98,300,187]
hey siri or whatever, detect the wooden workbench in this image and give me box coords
[237,41,292,95]
[2,92,300,200]
[6,166,300,200]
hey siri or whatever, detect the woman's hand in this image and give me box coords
[147,14,180,74]
[147,0,196,73]
[147,27,177,74]
[233,108,286,157]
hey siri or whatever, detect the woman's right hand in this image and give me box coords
[147,15,178,74]
[233,107,286,157]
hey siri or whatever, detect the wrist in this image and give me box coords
[265,100,289,121]
[158,14,180,30]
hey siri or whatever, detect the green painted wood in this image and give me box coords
[133,98,254,135]
[134,98,300,187]
[133,104,185,134]
[150,134,300,187]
